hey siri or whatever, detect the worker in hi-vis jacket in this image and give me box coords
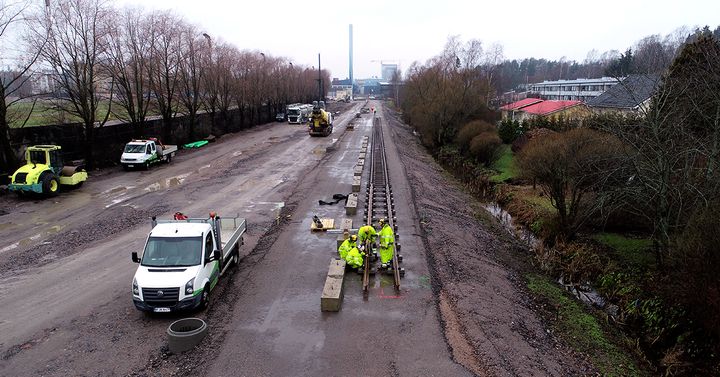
[378,218,395,269]
[338,234,358,260]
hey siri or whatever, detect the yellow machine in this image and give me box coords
[8,145,87,197]
[308,101,334,137]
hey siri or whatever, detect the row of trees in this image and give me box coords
[0,0,329,171]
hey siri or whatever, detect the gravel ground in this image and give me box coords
[383,107,596,376]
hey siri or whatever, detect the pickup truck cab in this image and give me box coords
[131,213,246,313]
[121,139,177,170]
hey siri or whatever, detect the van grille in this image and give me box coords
[141,287,179,307]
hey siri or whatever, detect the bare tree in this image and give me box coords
[33,0,112,169]
[104,6,152,138]
[0,0,43,172]
[210,42,236,133]
[176,23,205,140]
[517,128,626,240]
[146,10,182,142]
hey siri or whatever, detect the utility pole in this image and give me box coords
[317,53,324,101]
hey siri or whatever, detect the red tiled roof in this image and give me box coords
[499,98,543,110]
[520,100,582,116]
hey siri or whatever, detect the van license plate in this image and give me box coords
[153,307,170,313]
[127,164,134,168]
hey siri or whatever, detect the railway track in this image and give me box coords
[363,116,403,293]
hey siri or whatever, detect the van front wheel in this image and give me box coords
[200,285,210,310]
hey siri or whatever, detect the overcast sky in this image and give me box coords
[113,0,719,80]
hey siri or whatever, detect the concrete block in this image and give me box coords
[352,176,361,192]
[321,259,345,312]
[357,159,364,166]
[328,258,346,278]
[353,165,363,176]
[340,218,352,231]
[321,276,344,312]
[360,147,367,153]
[345,193,358,215]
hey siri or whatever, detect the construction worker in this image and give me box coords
[345,246,365,270]
[378,218,395,269]
[357,223,377,249]
[338,234,358,260]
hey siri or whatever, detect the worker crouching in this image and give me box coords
[345,246,365,271]
[338,234,358,260]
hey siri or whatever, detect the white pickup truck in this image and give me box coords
[131,213,246,313]
[121,139,177,170]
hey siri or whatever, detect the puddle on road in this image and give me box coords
[144,173,191,193]
[243,201,285,217]
[232,151,243,157]
[312,146,326,155]
[102,186,128,195]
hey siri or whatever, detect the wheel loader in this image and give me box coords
[8,145,87,197]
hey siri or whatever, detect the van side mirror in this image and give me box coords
[131,252,140,263]
[213,250,222,262]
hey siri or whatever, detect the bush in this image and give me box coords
[498,118,521,144]
[469,131,503,166]
[456,120,495,153]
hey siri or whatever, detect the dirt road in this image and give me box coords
[0,101,591,376]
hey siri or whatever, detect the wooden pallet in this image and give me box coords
[311,218,335,231]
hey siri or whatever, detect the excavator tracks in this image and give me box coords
[363,116,402,293]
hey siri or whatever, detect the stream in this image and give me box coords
[482,203,616,316]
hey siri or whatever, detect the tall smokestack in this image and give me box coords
[349,24,353,98]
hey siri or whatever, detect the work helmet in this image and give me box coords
[350,235,358,242]
[379,218,386,225]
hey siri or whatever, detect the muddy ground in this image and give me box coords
[382,108,595,376]
[0,100,594,376]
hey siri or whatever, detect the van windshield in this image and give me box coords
[141,236,202,267]
[288,109,299,115]
[124,144,145,153]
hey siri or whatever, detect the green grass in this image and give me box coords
[526,273,641,376]
[593,232,654,269]
[7,100,151,128]
[490,145,518,183]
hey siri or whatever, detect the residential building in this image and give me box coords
[499,98,543,120]
[501,99,590,122]
[586,74,661,115]
[529,77,620,101]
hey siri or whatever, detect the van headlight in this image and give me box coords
[185,278,194,295]
[132,278,139,296]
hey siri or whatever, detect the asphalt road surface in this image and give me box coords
[0,101,590,376]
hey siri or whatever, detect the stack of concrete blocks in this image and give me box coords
[321,258,346,312]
